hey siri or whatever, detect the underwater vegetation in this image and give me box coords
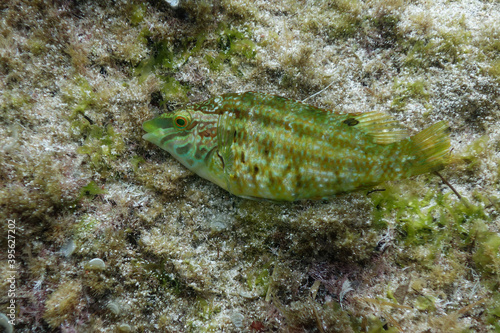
[0,0,499,332]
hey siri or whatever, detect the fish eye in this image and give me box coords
[174,114,190,129]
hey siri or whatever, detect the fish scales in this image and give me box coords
[218,94,382,198]
[143,92,450,201]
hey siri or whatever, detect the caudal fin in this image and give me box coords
[407,121,450,176]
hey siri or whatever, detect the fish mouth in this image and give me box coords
[143,117,173,133]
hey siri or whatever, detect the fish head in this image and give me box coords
[143,105,225,185]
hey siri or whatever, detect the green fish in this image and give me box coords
[143,92,450,201]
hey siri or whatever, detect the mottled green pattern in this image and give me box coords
[143,92,450,201]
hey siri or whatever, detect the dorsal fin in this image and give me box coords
[348,111,408,144]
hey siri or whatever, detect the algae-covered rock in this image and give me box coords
[1,0,499,332]
[43,281,82,328]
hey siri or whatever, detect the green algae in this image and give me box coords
[73,214,100,239]
[458,135,490,172]
[129,3,146,26]
[489,59,500,82]
[403,34,470,69]
[134,32,208,103]
[391,79,430,110]
[75,124,126,177]
[160,76,189,103]
[486,292,500,330]
[473,229,500,278]
[370,180,494,264]
[80,181,107,197]
[207,23,256,72]
[246,263,271,297]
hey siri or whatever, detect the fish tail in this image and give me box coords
[406,121,451,176]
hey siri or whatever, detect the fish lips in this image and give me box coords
[142,117,173,133]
